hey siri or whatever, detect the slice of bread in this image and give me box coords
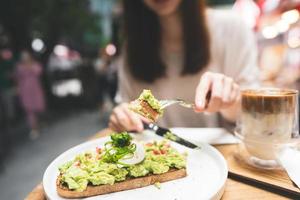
[57,168,187,198]
[129,99,160,122]
[139,100,160,121]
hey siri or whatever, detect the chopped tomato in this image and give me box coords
[96,147,102,154]
[160,149,167,154]
[74,161,80,167]
[153,149,160,155]
[146,143,153,147]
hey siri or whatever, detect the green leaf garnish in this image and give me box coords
[102,132,136,165]
[111,132,132,148]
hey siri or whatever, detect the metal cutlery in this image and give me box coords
[159,91,211,109]
[143,123,200,149]
[159,99,195,109]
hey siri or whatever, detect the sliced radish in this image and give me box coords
[119,142,145,165]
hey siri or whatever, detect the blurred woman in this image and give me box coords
[15,50,45,139]
[109,0,259,132]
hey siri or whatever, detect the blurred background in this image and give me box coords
[0,0,299,199]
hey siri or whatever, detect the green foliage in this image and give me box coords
[31,0,102,51]
[0,0,102,54]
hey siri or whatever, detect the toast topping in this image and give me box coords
[58,132,186,192]
[129,89,163,121]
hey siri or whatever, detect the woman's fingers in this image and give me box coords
[113,106,132,130]
[221,77,234,108]
[230,83,240,103]
[140,115,151,124]
[195,72,213,112]
[195,72,240,113]
[122,104,144,132]
[109,114,123,132]
[109,103,145,132]
[205,74,224,113]
[109,121,120,132]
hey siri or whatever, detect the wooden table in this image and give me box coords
[25,129,290,200]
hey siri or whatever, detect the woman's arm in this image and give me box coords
[221,14,259,122]
[195,13,259,122]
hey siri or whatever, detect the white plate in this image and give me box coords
[43,131,228,200]
[170,128,239,145]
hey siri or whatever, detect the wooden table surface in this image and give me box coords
[25,129,290,200]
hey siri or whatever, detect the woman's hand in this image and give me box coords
[109,103,148,132]
[195,72,240,113]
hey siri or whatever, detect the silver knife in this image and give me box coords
[143,123,200,149]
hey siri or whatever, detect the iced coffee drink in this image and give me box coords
[241,88,298,160]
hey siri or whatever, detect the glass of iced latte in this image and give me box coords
[235,88,299,169]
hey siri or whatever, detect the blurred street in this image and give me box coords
[0,109,110,200]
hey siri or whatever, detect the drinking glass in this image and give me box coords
[235,88,299,169]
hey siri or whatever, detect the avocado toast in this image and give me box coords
[129,89,163,122]
[56,132,187,198]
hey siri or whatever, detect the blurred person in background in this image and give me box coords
[14,50,45,139]
[106,56,119,105]
[94,47,119,111]
[94,48,111,108]
[0,48,16,122]
[109,0,259,132]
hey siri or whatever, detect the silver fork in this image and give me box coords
[159,91,211,109]
[159,99,195,109]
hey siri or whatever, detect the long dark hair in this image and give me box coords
[123,0,210,83]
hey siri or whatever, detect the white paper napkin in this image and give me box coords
[170,128,239,145]
[277,147,300,189]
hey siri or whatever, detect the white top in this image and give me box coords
[117,9,259,128]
